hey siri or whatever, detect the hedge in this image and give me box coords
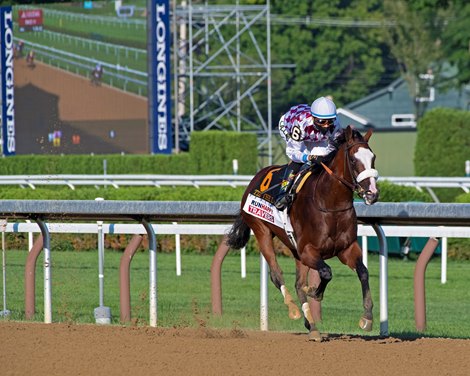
[0,131,258,175]
[414,108,470,177]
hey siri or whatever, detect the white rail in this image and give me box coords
[5,221,467,285]
[1,175,470,196]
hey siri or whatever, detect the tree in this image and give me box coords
[441,1,470,88]
[382,0,452,119]
[268,0,392,115]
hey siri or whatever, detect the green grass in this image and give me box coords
[1,250,469,338]
[14,3,146,47]
[14,26,147,72]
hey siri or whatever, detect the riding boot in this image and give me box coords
[274,166,297,210]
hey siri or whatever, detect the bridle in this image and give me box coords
[320,139,378,199]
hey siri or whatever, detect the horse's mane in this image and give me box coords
[334,126,364,147]
[320,127,364,167]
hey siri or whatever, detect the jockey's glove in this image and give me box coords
[308,154,327,164]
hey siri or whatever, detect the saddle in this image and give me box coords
[249,164,315,207]
[244,164,316,248]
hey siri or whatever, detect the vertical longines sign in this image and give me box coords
[150,0,172,154]
[1,6,15,156]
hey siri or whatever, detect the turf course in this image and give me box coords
[1,250,469,339]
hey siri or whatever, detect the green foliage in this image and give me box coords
[190,131,258,175]
[450,192,470,260]
[0,132,257,175]
[455,192,470,204]
[0,186,247,201]
[442,2,470,87]
[270,0,392,111]
[414,108,470,176]
[376,181,433,202]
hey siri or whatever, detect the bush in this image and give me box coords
[415,108,470,176]
[0,131,258,176]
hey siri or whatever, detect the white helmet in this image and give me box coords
[310,97,337,119]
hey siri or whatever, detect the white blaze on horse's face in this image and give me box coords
[354,147,379,205]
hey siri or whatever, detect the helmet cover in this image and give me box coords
[311,97,337,119]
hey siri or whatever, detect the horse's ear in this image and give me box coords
[364,129,373,142]
[345,125,353,141]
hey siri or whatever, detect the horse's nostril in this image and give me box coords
[366,191,378,203]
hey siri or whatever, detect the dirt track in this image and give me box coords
[1,322,469,375]
[14,58,148,154]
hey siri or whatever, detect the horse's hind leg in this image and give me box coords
[338,241,373,332]
[299,245,332,302]
[253,228,301,320]
[295,260,322,341]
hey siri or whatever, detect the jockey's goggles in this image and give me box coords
[313,117,335,128]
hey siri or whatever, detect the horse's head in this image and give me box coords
[340,126,379,205]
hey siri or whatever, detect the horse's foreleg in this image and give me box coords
[356,260,373,331]
[338,242,373,332]
[295,260,322,341]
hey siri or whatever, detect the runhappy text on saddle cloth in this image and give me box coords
[242,194,285,228]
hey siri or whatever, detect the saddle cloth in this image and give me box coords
[242,165,312,233]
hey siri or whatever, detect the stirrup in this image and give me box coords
[274,194,293,210]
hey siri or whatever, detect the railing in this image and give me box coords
[15,5,147,28]
[382,176,470,202]
[1,200,470,336]
[0,174,253,190]
[1,175,470,198]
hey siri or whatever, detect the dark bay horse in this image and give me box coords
[226,126,379,341]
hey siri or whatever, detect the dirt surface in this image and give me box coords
[14,58,149,154]
[1,322,469,376]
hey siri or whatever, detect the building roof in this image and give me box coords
[338,77,470,131]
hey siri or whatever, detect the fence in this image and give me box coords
[1,200,470,336]
[2,175,470,197]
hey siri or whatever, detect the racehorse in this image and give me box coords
[91,66,103,86]
[26,50,35,68]
[226,125,379,341]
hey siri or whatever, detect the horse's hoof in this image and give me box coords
[288,303,301,320]
[359,317,373,331]
[308,330,322,342]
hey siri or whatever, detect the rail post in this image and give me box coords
[119,234,143,323]
[414,237,439,332]
[35,218,52,323]
[142,219,157,327]
[372,223,388,337]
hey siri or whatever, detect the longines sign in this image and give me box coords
[1,6,15,156]
[150,0,172,154]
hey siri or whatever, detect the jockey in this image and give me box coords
[274,96,343,210]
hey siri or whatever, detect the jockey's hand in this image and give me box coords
[308,154,326,164]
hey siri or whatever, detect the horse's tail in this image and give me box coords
[226,211,250,249]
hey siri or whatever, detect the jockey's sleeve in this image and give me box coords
[278,114,290,142]
[285,139,308,163]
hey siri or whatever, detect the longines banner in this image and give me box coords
[1,6,15,156]
[150,0,172,154]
